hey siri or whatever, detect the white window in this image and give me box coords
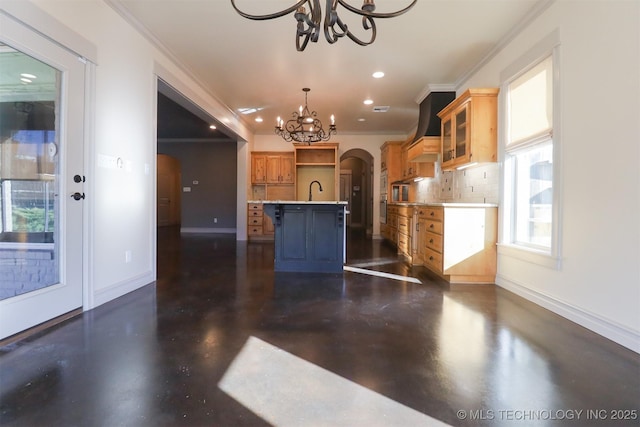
[500,40,561,269]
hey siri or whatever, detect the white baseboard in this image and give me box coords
[496,274,640,354]
[180,227,236,234]
[92,270,154,309]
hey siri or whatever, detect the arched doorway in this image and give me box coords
[340,149,373,236]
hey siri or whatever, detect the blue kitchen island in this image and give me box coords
[262,201,348,273]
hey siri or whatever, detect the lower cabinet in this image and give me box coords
[247,202,274,240]
[417,205,497,284]
[396,205,413,263]
[264,202,346,273]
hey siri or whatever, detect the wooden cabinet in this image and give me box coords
[417,205,497,284]
[383,204,416,263]
[401,139,434,181]
[385,205,399,245]
[252,152,294,184]
[380,141,402,196]
[251,151,296,202]
[407,136,440,163]
[266,154,294,184]
[396,205,413,262]
[247,202,274,240]
[295,143,339,201]
[438,88,499,171]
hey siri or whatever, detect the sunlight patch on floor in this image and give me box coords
[218,336,450,427]
[343,265,422,284]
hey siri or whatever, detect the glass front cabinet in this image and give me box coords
[438,88,499,171]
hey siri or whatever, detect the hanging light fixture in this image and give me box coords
[230,0,416,51]
[275,88,336,144]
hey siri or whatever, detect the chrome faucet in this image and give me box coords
[308,180,323,201]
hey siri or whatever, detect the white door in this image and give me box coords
[0,14,85,339]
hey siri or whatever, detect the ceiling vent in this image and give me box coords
[372,106,390,113]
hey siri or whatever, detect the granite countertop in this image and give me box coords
[389,202,499,208]
[248,200,348,205]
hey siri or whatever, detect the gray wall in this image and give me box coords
[158,142,237,230]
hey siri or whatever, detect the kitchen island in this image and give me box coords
[261,201,348,273]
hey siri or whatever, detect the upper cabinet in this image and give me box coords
[438,88,499,171]
[252,152,294,184]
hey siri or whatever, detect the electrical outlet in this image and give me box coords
[214,218,218,223]
[125,250,132,263]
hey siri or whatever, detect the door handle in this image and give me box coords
[71,192,85,201]
[74,174,86,183]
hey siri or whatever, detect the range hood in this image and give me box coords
[408,91,456,162]
[413,91,456,141]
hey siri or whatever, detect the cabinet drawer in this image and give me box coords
[425,231,443,252]
[248,217,262,226]
[418,207,443,221]
[424,219,443,235]
[398,232,410,253]
[248,203,263,212]
[424,247,443,273]
[248,226,263,236]
[248,209,263,217]
[397,217,410,235]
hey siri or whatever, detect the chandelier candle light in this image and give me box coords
[276,88,336,144]
[230,0,416,51]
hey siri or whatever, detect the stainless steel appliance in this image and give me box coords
[379,194,387,224]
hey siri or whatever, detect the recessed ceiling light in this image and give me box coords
[255,117,263,123]
[20,78,32,83]
[357,118,366,122]
[363,99,374,105]
[209,125,217,130]
[20,73,36,79]
[372,71,384,79]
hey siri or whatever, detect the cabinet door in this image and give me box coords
[266,155,281,183]
[280,155,294,184]
[381,146,388,170]
[251,155,267,184]
[454,102,470,163]
[417,217,428,264]
[442,116,454,164]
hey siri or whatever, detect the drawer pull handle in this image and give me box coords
[429,256,434,261]
[429,224,434,229]
[429,238,434,244]
[430,211,435,216]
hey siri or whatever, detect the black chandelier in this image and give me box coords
[275,88,336,144]
[230,0,417,51]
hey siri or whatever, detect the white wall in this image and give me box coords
[252,133,408,236]
[9,0,252,308]
[459,0,640,352]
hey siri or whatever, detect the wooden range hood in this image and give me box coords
[407,136,440,163]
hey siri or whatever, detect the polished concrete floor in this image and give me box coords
[1,227,639,426]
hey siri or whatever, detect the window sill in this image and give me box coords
[0,242,54,251]
[497,243,562,270]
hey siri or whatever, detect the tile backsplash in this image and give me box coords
[415,162,499,204]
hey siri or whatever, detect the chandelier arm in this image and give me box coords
[336,0,417,19]
[230,0,309,21]
[326,13,376,45]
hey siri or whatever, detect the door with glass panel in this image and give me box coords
[0,14,85,339]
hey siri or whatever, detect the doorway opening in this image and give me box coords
[340,149,373,236]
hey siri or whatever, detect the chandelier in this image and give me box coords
[230,0,417,51]
[275,88,336,144]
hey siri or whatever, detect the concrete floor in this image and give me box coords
[1,227,639,426]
